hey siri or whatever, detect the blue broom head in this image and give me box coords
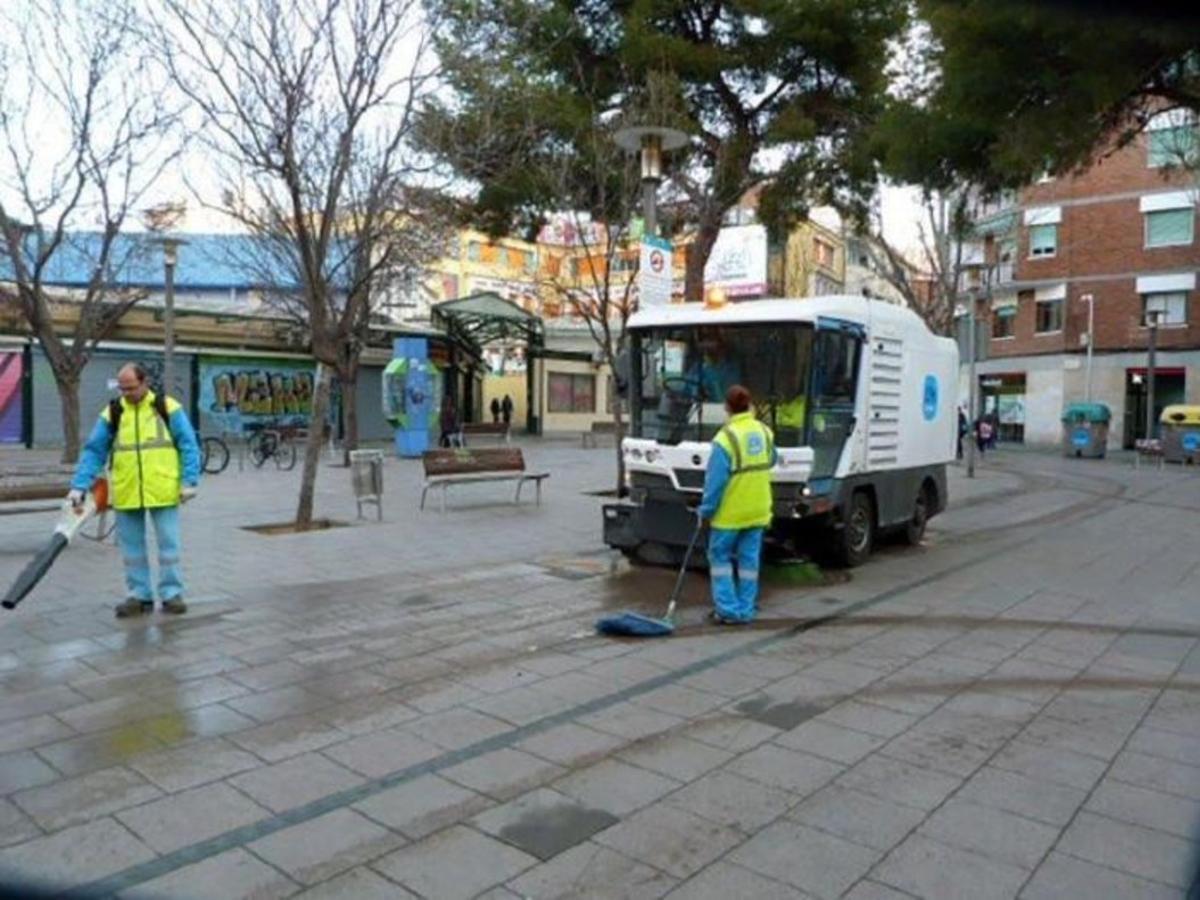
[595,611,674,637]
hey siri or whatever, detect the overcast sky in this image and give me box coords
[1,0,929,259]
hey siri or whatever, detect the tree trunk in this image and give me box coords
[340,367,359,467]
[295,362,332,530]
[684,220,722,302]
[612,401,627,497]
[56,372,82,465]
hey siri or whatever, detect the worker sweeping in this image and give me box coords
[697,384,776,625]
[68,363,200,618]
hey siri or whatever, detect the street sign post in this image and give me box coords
[639,235,673,307]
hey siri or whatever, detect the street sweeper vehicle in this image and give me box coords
[602,295,959,568]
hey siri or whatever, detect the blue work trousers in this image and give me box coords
[707,526,763,622]
[115,506,184,601]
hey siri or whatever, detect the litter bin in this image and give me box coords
[349,449,384,520]
[1061,403,1110,458]
[1160,405,1200,464]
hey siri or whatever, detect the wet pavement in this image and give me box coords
[0,442,1198,898]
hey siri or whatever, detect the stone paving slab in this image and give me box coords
[1,448,1199,898]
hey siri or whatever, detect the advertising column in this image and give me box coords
[383,337,442,457]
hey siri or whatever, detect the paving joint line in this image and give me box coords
[58,469,1142,898]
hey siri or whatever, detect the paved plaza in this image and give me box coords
[0,442,1198,898]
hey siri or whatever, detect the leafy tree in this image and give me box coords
[874,1,1200,193]
[422,0,906,299]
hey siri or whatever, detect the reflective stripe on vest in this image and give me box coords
[711,412,774,530]
[106,391,182,510]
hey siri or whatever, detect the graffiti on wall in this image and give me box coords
[199,358,314,434]
[0,352,23,443]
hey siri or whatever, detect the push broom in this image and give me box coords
[596,512,704,638]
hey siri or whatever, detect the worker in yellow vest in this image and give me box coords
[774,393,807,439]
[68,363,201,618]
[697,385,777,624]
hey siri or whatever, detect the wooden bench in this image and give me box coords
[581,420,617,448]
[460,422,510,445]
[420,448,548,512]
[1134,438,1164,470]
[0,481,68,505]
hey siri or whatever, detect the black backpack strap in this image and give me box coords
[154,393,170,427]
[107,398,123,434]
[106,394,172,434]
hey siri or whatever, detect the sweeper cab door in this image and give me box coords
[807,318,864,479]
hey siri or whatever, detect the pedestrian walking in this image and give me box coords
[957,407,968,460]
[68,363,200,618]
[501,394,513,426]
[976,417,992,456]
[697,384,776,625]
[440,394,460,447]
[490,397,501,424]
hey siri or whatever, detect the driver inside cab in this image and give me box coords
[682,328,741,401]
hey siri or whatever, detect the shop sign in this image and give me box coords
[703,224,767,298]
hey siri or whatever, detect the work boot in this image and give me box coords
[161,598,187,615]
[115,598,154,619]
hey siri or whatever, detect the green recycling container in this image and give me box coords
[1061,403,1111,459]
[1160,405,1200,464]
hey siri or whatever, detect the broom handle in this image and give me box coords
[664,512,704,621]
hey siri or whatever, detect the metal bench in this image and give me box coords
[420,447,548,512]
[581,420,617,448]
[460,422,510,445]
[1134,438,1164,470]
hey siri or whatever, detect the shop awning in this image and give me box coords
[432,292,545,349]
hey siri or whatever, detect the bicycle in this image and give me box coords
[200,435,230,474]
[248,423,298,470]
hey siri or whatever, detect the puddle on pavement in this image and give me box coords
[735,695,826,730]
[590,556,842,614]
[498,803,619,861]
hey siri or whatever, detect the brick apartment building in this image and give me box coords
[963,111,1198,449]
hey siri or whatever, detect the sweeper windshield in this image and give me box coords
[629,323,815,446]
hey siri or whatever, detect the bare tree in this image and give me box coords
[160,0,438,527]
[859,190,971,336]
[539,204,640,494]
[0,0,177,462]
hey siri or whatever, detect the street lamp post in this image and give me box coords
[157,238,184,397]
[613,125,688,238]
[966,293,977,480]
[1082,292,1094,404]
[1146,309,1160,443]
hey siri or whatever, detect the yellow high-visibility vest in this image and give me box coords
[712,412,774,530]
[103,391,182,510]
[776,395,807,430]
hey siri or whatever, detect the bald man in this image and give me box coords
[69,363,200,617]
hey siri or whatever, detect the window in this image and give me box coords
[1036,298,1063,333]
[524,251,537,273]
[1148,126,1199,168]
[467,242,482,262]
[812,274,841,296]
[1145,208,1194,247]
[1028,224,1057,257]
[813,238,835,268]
[1143,292,1188,326]
[992,307,1016,338]
[548,373,595,413]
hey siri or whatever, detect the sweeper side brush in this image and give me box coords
[596,513,704,638]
